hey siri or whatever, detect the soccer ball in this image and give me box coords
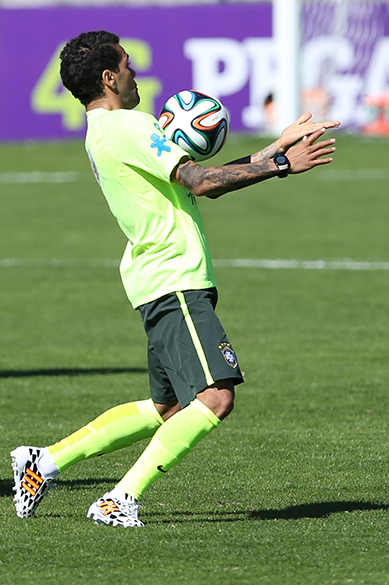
[158,90,229,161]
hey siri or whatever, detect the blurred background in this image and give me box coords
[0,0,388,140]
[1,6,389,583]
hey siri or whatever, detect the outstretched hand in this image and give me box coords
[287,127,337,174]
[278,113,340,151]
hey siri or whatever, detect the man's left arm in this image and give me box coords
[173,126,338,199]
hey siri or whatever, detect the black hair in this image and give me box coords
[60,30,121,106]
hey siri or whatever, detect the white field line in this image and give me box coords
[213,259,389,270]
[0,171,79,184]
[2,258,389,271]
[0,169,388,185]
[0,259,119,268]
[315,169,389,180]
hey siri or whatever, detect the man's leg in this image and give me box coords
[117,380,233,495]
[87,290,242,527]
[48,398,164,471]
[87,380,234,527]
[10,398,165,518]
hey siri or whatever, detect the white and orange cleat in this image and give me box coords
[10,446,57,518]
[87,490,143,527]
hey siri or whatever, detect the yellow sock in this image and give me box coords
[116,399,221,499]
[47,398,163,472]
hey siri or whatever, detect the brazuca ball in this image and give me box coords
[158,90,229,161]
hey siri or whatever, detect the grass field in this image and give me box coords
[1,132,389,584]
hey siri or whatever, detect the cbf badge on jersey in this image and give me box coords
[219,342,238,368]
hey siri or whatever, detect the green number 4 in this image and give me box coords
[31,39,162,132]
[31,42,85,131]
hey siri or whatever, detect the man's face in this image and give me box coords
[114,45,140,110]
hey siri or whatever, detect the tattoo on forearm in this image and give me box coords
[251,143,280,164]
[176,158,277,198]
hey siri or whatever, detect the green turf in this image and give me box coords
[1,133,389,584]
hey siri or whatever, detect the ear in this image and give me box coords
[101,69,116,90]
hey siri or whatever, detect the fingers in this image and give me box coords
[280,116,340,151]
[308,139,337,165]
[324,120,341,128]
[293,112,340,127]
[310,137,336,151]
[296,116,340,136]
[305,123,339,137]
[313,121,341,130]
[296,112,312,125]
[303,127,327,144]
[289,150,335,173]
[313,147,336,160]
[287,134,337,173]
[304,126,337,145]
[311,156,335,166]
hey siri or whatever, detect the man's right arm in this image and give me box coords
[172,117,339,199]
[173,156,280,199]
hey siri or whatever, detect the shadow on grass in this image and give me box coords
[249,500,389,520]
[58,478,117,489]
[0,480,14,498]
[0,477,117,498]
[146,501,389,523]
[0,367,147,378]
[2,475,388,522]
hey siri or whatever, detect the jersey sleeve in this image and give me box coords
[107,110,189,183]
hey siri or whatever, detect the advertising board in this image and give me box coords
[0,2,388,139]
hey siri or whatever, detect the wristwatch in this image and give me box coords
[273,153,290,178]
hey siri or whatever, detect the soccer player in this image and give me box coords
[11,31,340,527]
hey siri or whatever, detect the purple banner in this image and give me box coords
[0,3,389,140]
[301,2,389,133]
[0,4,272,140]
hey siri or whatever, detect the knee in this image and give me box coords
[155,400,181,421]
[218,392,234,420]
[197,379,235,421]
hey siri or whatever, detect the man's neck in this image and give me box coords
[87,94,122,112]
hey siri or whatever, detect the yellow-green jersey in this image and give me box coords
[85,108,216,309]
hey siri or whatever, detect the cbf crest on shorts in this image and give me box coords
[219,342,238,368]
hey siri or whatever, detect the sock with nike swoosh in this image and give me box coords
[115,398,221,499]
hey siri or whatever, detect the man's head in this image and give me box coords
[60,30,139,109]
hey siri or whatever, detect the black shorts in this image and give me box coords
[139,288,244,408]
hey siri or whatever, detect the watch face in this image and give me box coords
[274,153,289,177]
